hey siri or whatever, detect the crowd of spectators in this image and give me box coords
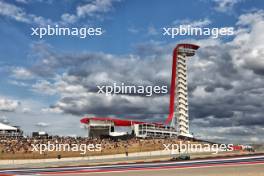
[0,136,184,156]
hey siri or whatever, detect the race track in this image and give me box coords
[1,155,264,176]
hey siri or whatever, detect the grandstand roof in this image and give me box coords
[80,117,163,127]
[0,122,17,131]
[80,117,144,126]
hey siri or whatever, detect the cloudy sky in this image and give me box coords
[0,0,263,143]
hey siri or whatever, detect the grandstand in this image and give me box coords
[0,122,23,137]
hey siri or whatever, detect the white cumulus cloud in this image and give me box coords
[0,97,20,112]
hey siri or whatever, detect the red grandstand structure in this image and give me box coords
[81,43,199,138]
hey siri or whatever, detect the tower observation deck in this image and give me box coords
[165,44,199,137]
